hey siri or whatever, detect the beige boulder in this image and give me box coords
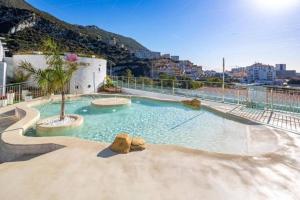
[130,137,146,151]
[110,133,132,154]
[182,99,201,109]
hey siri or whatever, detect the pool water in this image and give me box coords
[26,97,249,154]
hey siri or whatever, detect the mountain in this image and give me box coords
[0,0,151,76]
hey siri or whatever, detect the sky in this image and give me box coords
[27,0,300,71]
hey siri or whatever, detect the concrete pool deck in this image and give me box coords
[0,93,299,199]
[0,131,299,200]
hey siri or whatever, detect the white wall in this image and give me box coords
[70,57,107,94]
[7,54,107,94]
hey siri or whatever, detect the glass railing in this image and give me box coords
[111,76,300,114]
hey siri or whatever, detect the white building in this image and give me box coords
[161,54,171,59]
[246,63,276,84]
[230,67,247,79]
[275,64,286,71]
[171,56,179,61]
[6,54,107,94]
[204,70,217,77]
[108,37,117,46]
[134,50,161,59]
[0,39,7,95]
[274,64,297,79]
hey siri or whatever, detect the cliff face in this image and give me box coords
[0,0,151,75]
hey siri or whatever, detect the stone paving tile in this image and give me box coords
[229,105,300,133]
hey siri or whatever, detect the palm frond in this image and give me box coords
[18,61,37,75]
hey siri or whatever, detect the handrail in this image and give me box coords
[111,76,300,114]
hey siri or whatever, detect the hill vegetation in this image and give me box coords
[0,0,151,75]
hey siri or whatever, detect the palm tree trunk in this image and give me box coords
[60,90,65,120]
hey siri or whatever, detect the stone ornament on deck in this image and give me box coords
[181,99,201,109]
[110,133,132,153]
[130,137,146,151]
[110,133,146,154]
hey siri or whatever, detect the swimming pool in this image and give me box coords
[26,96,250,154]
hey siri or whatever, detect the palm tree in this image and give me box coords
[20,38,78,120]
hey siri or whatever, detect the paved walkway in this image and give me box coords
[0,132,299,200]
[229,106,300,133]
[202,100,300,133]
[0,110,19,133]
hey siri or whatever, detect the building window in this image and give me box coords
[88,85,91,88]
[75,85,79,89]
[98,68,101,72]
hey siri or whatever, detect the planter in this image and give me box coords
[0,99,7,107]
[36,114,84,136]
[21,90,29,100]
[99,87,122,93]
[7,93,15,105]
[24,96,33,101]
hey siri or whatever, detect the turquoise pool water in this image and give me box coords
[26,97,249,153]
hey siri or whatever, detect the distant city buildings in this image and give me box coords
[171,56,179,61]
[246,63,276,84]
[134,50,161,59]
[135,46,299,85]
[275,64,286,71]
[228,63,300,85]
[275,64,297,79]
[230,67,247,80]
[185,65,203,80]
[150,58,203,79]
[161,54,171,59]
[151,59,182,78]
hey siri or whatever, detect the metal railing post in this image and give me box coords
[246,87,249,106]
[116,77,119,88]
[172,80,175,95]
[288,91,291,112]
[222,83,225,103]
[135,77,137,89]
[151,80,153,91]
[18,84,21,102]
[142,78,144,90]
[127,77,129,88]
[161,80,163,91]
[271,89,273,111]
[237,88,240,105]
[266,88,269,110]
[121,77,123,88]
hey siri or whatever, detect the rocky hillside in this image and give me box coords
[0,0,151,75]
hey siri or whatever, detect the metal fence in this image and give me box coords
[2,77,300,114]
[0,81,70,106]
[111,76,300,114]
[0,82,44,104]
